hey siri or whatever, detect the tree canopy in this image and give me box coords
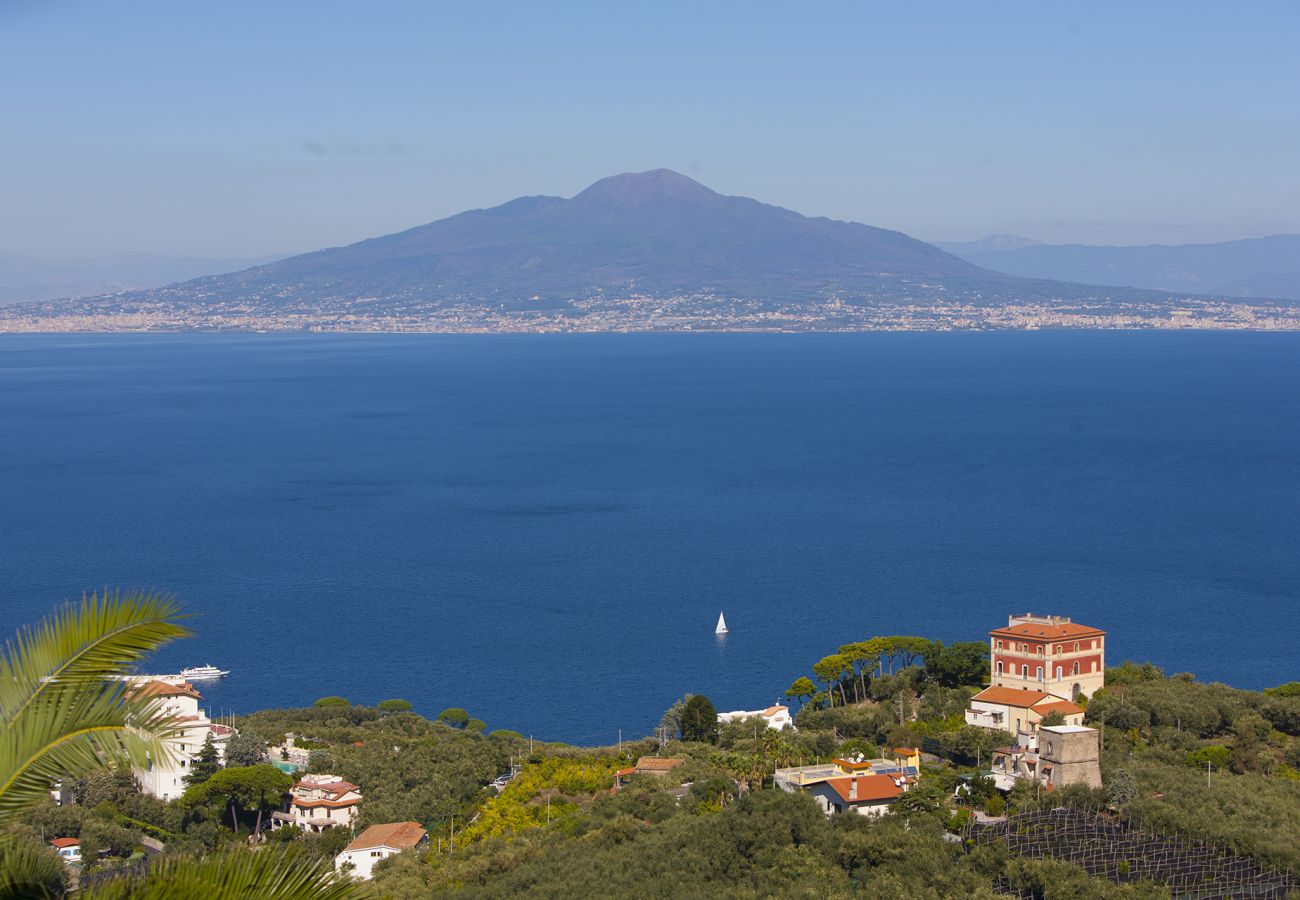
[224,730,268,768]
[438,707,470,728]
[184,733,221,787]
[679,695,718,743]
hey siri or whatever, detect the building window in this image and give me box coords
[996,661,1004,675]
[1055,644,1062,654]
[1021,665,1029,678]
[1037,645,1044,656]
[1072,662,1079,675]
[1036,666,1043,681]
[1055,666,1063,680]
[996,640,1003,650]
[1074,642,1081,652]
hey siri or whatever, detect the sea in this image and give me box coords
[1,332,1297,743]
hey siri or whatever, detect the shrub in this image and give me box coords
[1185,745,1230,770]
[313,696,349,708]
[377,699,413,712]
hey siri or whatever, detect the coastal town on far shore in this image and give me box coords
[3,293,1300,334]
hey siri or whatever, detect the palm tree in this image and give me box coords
[0,591,364,899]
[81,849,365,899]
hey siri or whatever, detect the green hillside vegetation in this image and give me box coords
[9,619,1299,898]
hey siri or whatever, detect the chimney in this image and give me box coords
[848,778,858,801]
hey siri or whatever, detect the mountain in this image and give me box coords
[11,169,1283,332]
[152,168,1005,310]
[0,251,283,306]
[935,234,1041,255]
[946,234,1300,300]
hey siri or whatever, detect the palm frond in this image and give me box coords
[0,833,67,900]
[0,591,189,826]
[81,847,369,900]
[0,590,189,717]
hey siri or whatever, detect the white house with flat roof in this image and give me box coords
[717,704,793,731]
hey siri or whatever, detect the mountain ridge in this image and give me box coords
[947,234,1300,300]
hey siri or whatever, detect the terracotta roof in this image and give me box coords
[762,705,788,717]
[344,821,426,853]
[991,622,1104,640]
[615,767,635,777]
[127,680,202,700]
[971,686,1056,707]
[825,774,906,804]
[50,837,80,848]
[634,757,684,772]
[295,777,360,795]
[292,797,361,809]
[1032,699,1084,716]
[893,747,920,755]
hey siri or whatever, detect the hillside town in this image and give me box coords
[43,612,1115,882]
[15,604,1299,898]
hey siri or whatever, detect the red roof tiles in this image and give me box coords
[127,680,202,700]
[972,686,1057,707]
[634,757,684,772]
[344,821,426,852]
[825,774,906,804]
[991,622,1104,640]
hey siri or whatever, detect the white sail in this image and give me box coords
[715,612,728,634]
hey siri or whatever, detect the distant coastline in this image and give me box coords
[3,295,1299,333]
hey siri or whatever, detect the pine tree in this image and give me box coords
[184,733,222,787]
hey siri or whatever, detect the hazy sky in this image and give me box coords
[4,1,1299,257]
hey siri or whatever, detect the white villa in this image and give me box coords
[717,704,794,731]
[272,774,363,833]
[335,821,427,880]
[126,677,232,801]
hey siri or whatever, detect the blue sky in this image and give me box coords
[3,1,1298,257]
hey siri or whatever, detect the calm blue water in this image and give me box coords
[1,333,1297,742]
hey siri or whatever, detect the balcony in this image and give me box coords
[965,709,1006,729]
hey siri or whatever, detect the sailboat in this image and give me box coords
[715,612,729,635]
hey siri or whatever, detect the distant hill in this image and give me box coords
[138,168,1011,310]
[935,234,1041,256]
[0,250,283,306]
[947,234,1300,301]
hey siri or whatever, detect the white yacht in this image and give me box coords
[181,664,229,680]
[715,612,729,635]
